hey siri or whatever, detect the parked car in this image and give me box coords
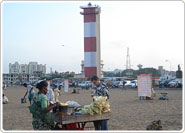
[168,79,182,88]
[118,80,128,88]
[159,80,170,88]
[79,81,91,89]
[69,82,73,87]
[118,81,123,88]
[168,80,178,88]
[125,80,137,88]
[112,81,120,88]
[177,79,182,88]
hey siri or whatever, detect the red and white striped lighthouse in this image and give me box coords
[80,3,101,78]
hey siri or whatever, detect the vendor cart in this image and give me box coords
[52,112,111,130]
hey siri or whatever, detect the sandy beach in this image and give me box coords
[2,86,182,130]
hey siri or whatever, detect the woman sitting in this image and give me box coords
[29,80,59,130]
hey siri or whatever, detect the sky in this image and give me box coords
[2,1,184,74]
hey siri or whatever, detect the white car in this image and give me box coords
[125,80,137,88]
[118,81,127,88]
[78,81,91,89]
[85,81,92,86]
[78,82,86,87]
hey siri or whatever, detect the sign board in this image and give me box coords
[137,74,152,97]
[64,79,69,92]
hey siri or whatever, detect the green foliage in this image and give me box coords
[137,68,161,77]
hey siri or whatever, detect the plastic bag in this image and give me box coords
[65,101,81,107]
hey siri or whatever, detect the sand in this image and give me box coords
[2,86,183,131]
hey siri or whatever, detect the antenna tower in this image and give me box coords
[126,47,131,69]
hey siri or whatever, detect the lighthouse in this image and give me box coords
[80,3,101,78]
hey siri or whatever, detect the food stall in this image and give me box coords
[52,112,111,130]
[52,96,111,130]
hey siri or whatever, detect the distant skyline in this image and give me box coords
[2,1,184,73]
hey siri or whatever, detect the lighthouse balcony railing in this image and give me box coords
[80,11,99,15]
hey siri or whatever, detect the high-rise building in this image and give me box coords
[19,64,28,74]
[37,64,46,75]
[28,62,46,75]
[9,62,20,74]
[80,3,101,78]
[5,62,46,84]
[28,62,38,74]
[9,62,46,75]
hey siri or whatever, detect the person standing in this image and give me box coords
[91,75,109,130]
[53,85,61,102]
[3,82,7,90]
[46,84,55,105]
[23,83,35,104]
[122,80,127,90]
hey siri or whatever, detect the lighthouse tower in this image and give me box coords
[80,3,101,78]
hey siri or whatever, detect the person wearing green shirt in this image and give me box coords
[29,80,59,130]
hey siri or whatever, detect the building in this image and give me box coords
[158,66,176,80]
[3,73,41,84]
[28,62,46,75]
[74,74,85,79]
[4,61,46,84]
[28,62,38,74]
[9,61,46,75]
[3,73,26,84]
[80,3,101,78]
[158,66,165,77]
[19,64,28,74]
[9,62,20,74]
[81,60,104,78]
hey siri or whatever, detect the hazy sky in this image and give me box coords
[2,1,184,73]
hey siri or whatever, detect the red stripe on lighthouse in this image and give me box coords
[84,37,96,52]
[84,15,96,22]
[84,8,96,14]
[84,8,96,22]
[84,67,97,77]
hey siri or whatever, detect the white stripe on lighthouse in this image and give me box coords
[84,52,97,67]
[84,22,96,37]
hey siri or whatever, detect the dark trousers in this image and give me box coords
[94,120,108,130]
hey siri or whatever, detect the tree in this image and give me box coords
[137,68,160,77]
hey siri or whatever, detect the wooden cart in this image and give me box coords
[52,112,111,130]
